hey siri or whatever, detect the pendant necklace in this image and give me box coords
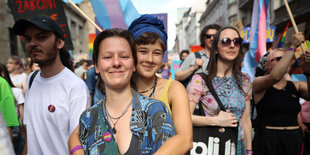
[138,77,157,97]
[104,97,133,134]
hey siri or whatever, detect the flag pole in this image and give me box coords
[67,0,103,32]
[283,0,305,54]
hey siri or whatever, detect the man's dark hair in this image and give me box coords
[59,48,74,71]
[179,50,189,60]
[200,24,221,47]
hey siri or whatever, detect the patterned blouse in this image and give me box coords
[187,73,252,154]
[79,89,175,155]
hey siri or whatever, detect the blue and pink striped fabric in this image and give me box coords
[90,0,140,29]
[242,0,270,81]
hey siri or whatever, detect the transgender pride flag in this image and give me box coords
[242,0,270,81]
[90,0,140,30]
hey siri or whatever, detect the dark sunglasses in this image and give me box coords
[205,34,215,39]
[220,38,243,47]
[271,56,282,62]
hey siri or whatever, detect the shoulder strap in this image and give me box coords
[197,73,226,111]
[194,52,201,59]
[29,70,39,89]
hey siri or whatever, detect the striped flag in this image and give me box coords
[63,0,84,3]
[90,0,140,30]
[242,0,270,81]
[276,22,290,48]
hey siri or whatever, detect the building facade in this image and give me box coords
[174,0,310,55]
[0,0,90,64]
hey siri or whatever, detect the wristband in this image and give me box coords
[246,150,253,154]
[70,145,83,155]
[287,48,296,52]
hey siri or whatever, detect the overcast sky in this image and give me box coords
[132,0,198,51]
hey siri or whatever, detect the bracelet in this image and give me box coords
[246,150,253,154]
[70,145,83,155]
[287,48,296,52]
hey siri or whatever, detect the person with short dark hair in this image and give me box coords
[13,15,90,154]
[129,14,193,154]
[74,59,88,78]
[175,24,221,88]
[180,49,189,62]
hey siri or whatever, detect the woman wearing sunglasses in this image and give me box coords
[187,26,252,154]
[252,32,310,155]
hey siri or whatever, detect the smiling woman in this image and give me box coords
[68,28,175,155]
[128,14,193,154]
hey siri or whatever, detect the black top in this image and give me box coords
[123,134,139,155]
[256,81,301,126]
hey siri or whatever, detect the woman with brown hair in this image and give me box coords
[69,28,175,155]
[188,26,252,154]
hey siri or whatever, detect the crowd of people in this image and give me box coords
[0,13,309,155]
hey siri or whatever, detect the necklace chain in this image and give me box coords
[138,77,157,97]
[105,97,133,120]
[138,85,154,93]
[104,97,133,134]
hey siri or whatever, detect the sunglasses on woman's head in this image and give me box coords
[271,56,282,62]
[205,34,215,39]
[220,38,243,47]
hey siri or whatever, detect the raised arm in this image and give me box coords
[154,81,193,154]
[295,49,310,100]
[253,33,305,103]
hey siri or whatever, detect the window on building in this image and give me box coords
[71,20,76,38]
[8,28,18,56]
[229,15,237,25]
[228,0,236,4]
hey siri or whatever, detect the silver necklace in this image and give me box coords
[104,98,133,134]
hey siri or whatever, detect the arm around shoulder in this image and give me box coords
[146,100,175,154]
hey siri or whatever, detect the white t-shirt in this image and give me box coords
[11,87,24,115]
[10,72,27,89]
[24,67,90,155]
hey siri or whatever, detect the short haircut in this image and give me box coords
[135,32,166,53]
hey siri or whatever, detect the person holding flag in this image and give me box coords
[252,32,310,154]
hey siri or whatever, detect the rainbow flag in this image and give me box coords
[276,22,290,48]
[242,0,270,81]
[89,34,96,59]
[90,0,140,29]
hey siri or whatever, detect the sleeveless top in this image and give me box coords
[256,81,301,126]
[159,78,173,115]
